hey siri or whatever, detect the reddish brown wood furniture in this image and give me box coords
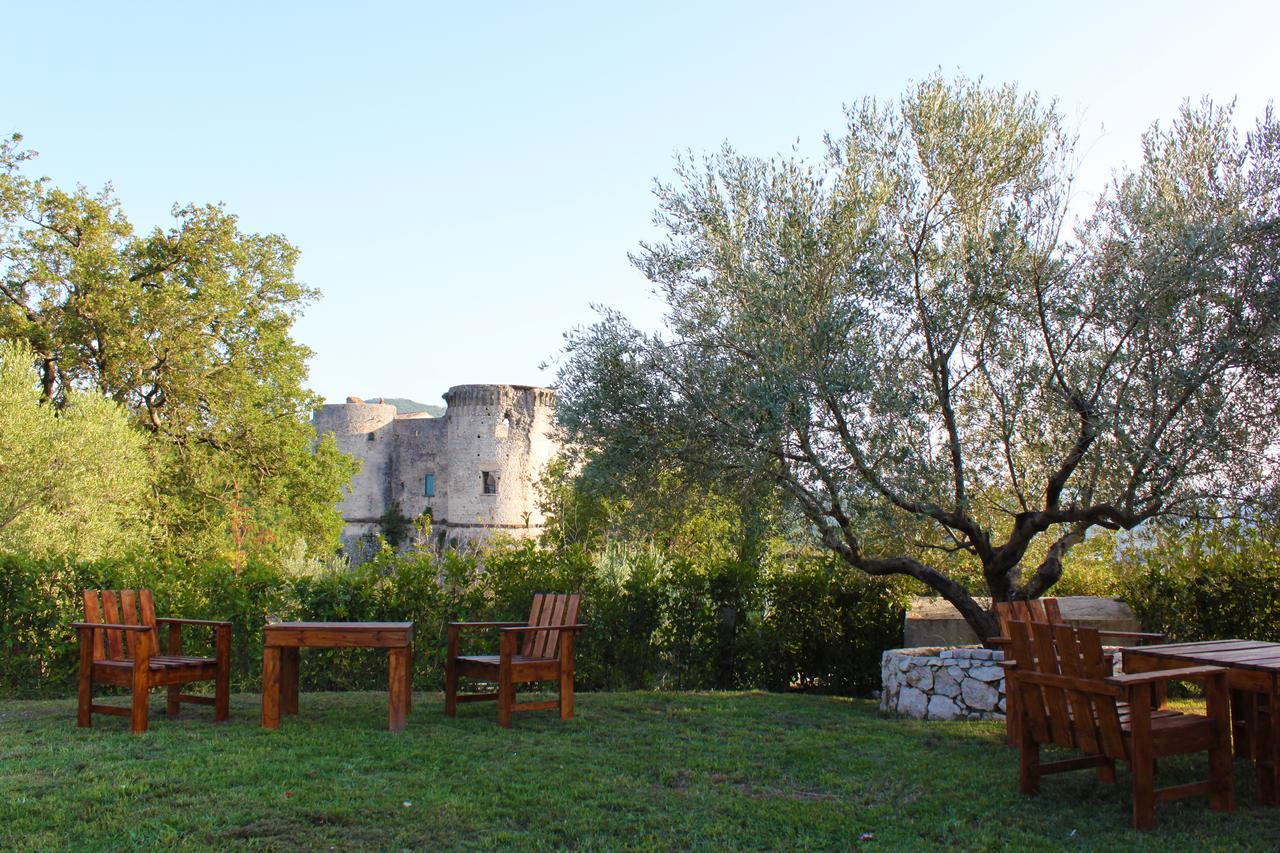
[445,593,584,728]
[261,622,414,732]
[73,589,231,734]
[1123,639,1280,805]
[991,598,1164,746]
[1005,619,1233,829]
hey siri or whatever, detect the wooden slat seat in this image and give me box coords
[1008,619,1232,829]
[74,589,231,733]
[445,593,585,727]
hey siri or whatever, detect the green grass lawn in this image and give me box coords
[1,691,1277,850]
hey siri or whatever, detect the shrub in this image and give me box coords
[0,540,910,699]
[1116,522,1280,643]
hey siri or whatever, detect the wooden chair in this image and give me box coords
[72,589,231,733]
[1005,618,1233,829]
[993,598,1165,747]
[444,593,584,728]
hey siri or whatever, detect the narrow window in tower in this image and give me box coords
[366,432,375,442]
[424,473,435,497]
[482,471,498,495]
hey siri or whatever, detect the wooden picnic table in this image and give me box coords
[261,622,414,732]
[1122,639,1280,804]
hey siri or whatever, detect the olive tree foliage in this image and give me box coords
[0,134,357,565]
[0,339,151,559]
[555,77,1280,640]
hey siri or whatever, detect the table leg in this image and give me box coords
[404,643,413,715]
[262,647,282,730]
[282,647,300,716]
[388,647,410,732]
[1260,690,1280,805]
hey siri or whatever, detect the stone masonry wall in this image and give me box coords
[880,647,1006,721]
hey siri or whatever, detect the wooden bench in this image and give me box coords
[445,593,584,728]
[73,589,231,733]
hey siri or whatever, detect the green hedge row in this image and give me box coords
[0,540,909,698]
[1116,523,1280,644]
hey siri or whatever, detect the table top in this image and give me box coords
[265,622,413,630]
[1123,640,1280,672]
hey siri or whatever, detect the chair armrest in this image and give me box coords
[156,618,232,628]
[987,636,1010,647]
[448,621,527,629]
[498,624,587,634]
[1106,665,1226,687]
[71,622,152,632]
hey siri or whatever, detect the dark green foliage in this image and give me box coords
[1117,523,1280,644]
[0,541,907,699]
[377,502,413,549]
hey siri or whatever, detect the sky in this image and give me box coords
[5,1,1278,406]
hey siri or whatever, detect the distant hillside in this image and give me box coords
[364,397,445,417]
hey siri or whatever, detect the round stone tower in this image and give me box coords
[440,384,557,544]
[313,397,398,532]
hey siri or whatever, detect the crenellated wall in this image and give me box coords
[314,385,558,552]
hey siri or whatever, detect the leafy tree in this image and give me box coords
[555,77,1280,640]
[0,134,356,565]
[0,339,150,559]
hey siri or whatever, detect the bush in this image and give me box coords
[0,540,909,699]
[1116,522,1280,644]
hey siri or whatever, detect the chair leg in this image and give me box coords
[77,633,93,728]
[498,632,515,729]
[167,623,182,716]
[1206,674,1235,813]
[1096,759,1117,784]
[1018,727,1040,795]
[444,627,458,717]
[214,625,231,723]
[559,631,575,721]
[131,664,150,735]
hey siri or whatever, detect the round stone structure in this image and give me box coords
[880,646,1007,721]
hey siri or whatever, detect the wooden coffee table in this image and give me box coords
[1123,639,1280,804]
[261,622,413,732]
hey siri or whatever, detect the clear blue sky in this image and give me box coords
[6,1,1277,405]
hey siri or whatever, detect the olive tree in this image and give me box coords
[555,77,1280,640]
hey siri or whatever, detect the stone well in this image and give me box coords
[880,646,1006,721]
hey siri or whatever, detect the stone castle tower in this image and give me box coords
[313,384,559,550]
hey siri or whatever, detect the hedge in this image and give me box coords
[0,540,908,698]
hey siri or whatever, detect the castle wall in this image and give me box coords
[313,400,397,524]
[440,385,558,543]
[314,386,558,553]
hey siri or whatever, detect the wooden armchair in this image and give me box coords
[73,589,231,733]
[445,593,584,728]
[992,598,1165,746]
[1005,618,1232,829]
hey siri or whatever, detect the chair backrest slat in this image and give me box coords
[1042,598,1063,623]
[100,591,125,660]
[1028,621,1076,748]
[82,590,106,660]
[520,593,581,659]
[1075,625,1127,760]
[1008,620,1051,742]
[120,590,140,659]
[1052,624,1101,756]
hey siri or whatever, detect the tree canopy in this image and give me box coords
[0,133,356,565]
[0,339,151,559]
[555,76,1280,639]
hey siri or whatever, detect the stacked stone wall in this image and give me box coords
[879,647,1007,721]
